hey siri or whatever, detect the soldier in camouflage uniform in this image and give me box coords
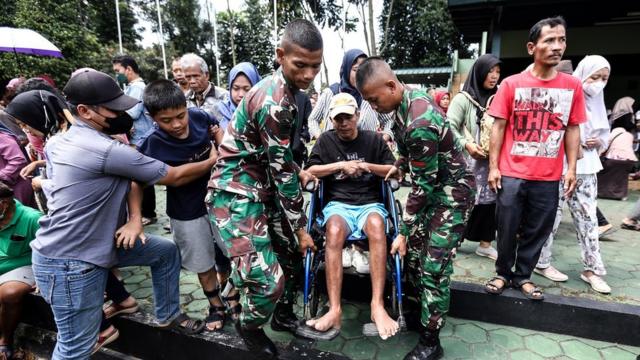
[356,58,475,360]
[206,19,322,359]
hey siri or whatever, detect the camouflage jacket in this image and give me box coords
[186,82,228,122]
[208,68,307,231]
[393,87,475,236]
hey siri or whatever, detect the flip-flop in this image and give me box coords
[621,222,640,231]
[362,323,400,340]
[295,320,340,340]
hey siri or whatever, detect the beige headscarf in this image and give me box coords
[609,97,635,124]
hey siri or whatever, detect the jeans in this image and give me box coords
[32,234,182,360]
[495,177,559,285]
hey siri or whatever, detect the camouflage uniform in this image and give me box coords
[394,87,475,331]
[206,68,305,329]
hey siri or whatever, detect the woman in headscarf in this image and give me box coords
[5,90,72,182]
[534,55,611,294]
[433,91,450,113]
[217,62,262,132]
[597,96,638,200]
[447,54,501,260]
[308,49,394,143]
[0,91,62,208]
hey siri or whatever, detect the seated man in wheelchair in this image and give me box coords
[303,93,399,339]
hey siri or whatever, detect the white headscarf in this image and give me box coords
[573,55,611,146]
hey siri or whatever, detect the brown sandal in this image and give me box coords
[103,301,139,319]
[517,280,544,301]
[485,276,509,295]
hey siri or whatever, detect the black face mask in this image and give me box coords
[91,106,134,135]
[103,112,134,135]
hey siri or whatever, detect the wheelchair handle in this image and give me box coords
[304,181,317,192]
[388,178,400,191]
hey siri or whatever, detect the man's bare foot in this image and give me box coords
[371,304,399,340]
[306,309,342,332]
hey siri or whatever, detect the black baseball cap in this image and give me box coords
[63,69,139,111]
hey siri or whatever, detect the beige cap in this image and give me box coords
[329,93,358,120]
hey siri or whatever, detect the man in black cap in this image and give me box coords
[30,70,215,359]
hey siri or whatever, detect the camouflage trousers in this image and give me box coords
[207,190,301,329]
[405,191,473,331]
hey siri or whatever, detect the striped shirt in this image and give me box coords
[308,88,394,140]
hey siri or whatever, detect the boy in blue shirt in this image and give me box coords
[140,79,236,331]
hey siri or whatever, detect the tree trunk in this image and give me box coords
[226,0,236,66]
[359,3,371,55]
[380,0,394,53]
[367,0,376,55]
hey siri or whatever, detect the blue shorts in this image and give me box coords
[320,201,388,240]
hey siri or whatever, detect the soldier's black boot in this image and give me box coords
[270,301,298,333]
[403,329,443,360]
[235,321,278,360]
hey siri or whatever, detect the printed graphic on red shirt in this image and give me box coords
[511,87,575,158]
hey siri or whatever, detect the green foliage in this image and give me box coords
[86,0,142,51]
[215,0,275,82]
[0,0,110,87]
[135,0,208,59]
[379,0,472,68]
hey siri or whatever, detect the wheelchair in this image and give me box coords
[299,178,406,336]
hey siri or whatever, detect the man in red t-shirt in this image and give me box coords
[485,16,585,301]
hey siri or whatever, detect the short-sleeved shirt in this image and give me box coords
[306,130,395,205]
[0,200,41,275]
[488,71,586,181]
[31,120,168,268]
[125,79,156,147]
[139,108,217,221]
[208,68,306,231]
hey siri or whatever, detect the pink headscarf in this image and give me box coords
[434,91,450,113]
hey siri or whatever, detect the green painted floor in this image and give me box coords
[120,186,640,359]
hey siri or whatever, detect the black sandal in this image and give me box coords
[159,313,205,335]
[203,288,227,331]
[485,276,509,295]
[517,280,544,301]
[223,291,241,321]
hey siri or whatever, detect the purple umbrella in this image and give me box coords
[0,27,63,58]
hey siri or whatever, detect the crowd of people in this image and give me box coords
[0,15,639,360]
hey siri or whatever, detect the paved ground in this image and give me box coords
[112,185,640,359]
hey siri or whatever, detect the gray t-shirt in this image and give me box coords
[31,121,168,267]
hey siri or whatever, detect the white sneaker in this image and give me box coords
[475,245,498,260]
[351,248,370,274]
[534,265,569,282]
[342,247,353,268]
[580,273,611,294]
